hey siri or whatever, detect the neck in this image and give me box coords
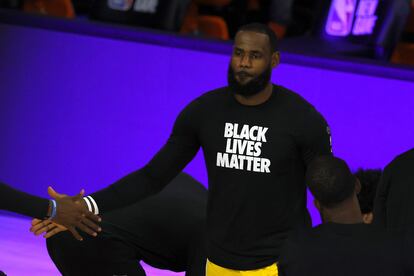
[322,196,364,224]
[234,82,273,106]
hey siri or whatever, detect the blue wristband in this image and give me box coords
[50,199,57,219]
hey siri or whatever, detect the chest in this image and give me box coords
[198,112,302,173]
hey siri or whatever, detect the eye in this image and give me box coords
[233,49,242,56]
[251,53,261,59]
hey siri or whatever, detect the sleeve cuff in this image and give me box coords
[83,196,99,215]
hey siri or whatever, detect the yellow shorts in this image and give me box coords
[206,259,278,276]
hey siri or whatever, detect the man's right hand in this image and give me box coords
[49,187,101,241]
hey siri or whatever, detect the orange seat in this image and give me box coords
[405,2,414,33]
[180,0,230,40]
[391,2,414,65]
[391,43,414,65]
[198,15,229,40]
[23,0,75,19]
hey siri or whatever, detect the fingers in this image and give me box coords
[85,211,101,223]
[81,217,102,233]
[75,218,98,237]
[30,218,68,238]
[31,218,42,226]
[35,224,57,236]
[72,189,85,201]
[68,227,83,241]
[30,220,52,234]
[30,220,65,236]
[44,226,66,238]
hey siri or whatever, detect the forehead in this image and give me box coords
[233,31,271,53]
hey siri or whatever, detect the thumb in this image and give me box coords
[48,186,59,199]
[72,189,85,201]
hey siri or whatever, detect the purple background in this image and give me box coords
[1,23,413,225]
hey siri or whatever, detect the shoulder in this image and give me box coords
[275,85,314,110]
[383,148,414,178]
[182,86,228,110]
[276,85,326,123]
[175,87,228,126]
[388,148,414,168]
[197,86,228,103]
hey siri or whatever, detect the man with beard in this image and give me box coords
[52,23,332,275]
[354,168,382,224]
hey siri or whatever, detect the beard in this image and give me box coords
[227,64,272,97]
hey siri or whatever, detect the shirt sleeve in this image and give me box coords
[90,99,202,213]
[0,182,50,219]
[297,106,333,166]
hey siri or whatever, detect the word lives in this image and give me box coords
[216,123,271,173]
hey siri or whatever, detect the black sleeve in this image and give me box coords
[373,163,392,227]
[403,230,414,275]
[90,100,201,213]
[298,107,333,166]
[0,182,50,219]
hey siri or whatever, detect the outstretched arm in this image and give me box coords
[82,99,202,214]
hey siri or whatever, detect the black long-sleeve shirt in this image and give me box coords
[278,223,414,276]
[374,148,414,230]
[0,182,49,219]
[90,85,332,269]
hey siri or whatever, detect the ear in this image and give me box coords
[271,51,280,68]
[362,212,374,224]
[355,178,361,194]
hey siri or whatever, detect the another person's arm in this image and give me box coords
[0,183,101,240]
[0,182,49,219]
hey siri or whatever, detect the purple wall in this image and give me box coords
[1,22,413,225]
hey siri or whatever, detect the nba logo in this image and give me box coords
[325,0,357,36]
[108,0,134,11]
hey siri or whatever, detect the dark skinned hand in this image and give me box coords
[48,186,101,241]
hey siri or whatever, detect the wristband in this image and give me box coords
[50,199,57,219]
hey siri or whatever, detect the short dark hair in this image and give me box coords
[237,23,279,53]
[306,155,356,208]
[354,168,382,214]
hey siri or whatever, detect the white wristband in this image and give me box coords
[83,197,93,212]
[87,196,99,215]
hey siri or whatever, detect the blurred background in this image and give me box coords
[1,0,414,64]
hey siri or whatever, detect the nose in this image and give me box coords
[239,54,251,68]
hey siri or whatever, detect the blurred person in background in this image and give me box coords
[354,168,382,224]
[278,155,414,276]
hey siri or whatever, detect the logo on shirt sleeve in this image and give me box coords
[216,123,271,173]
[327,126,333,153]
